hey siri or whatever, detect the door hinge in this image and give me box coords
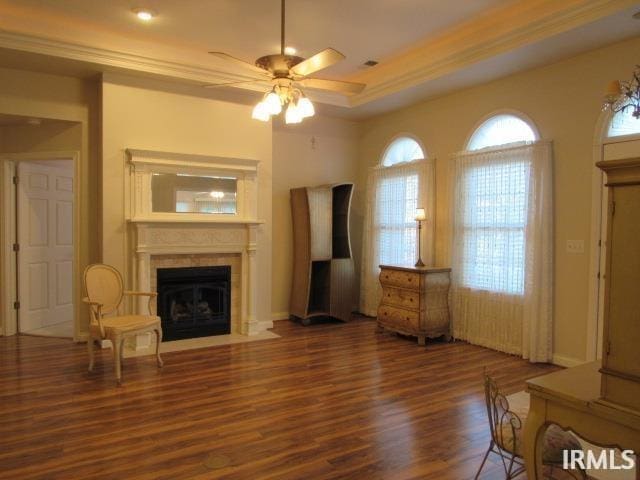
[612,201,616,216]
[597,271,600,279]
[13,301,20,310]
[606,341,611,356]
[12,243,19,252]
[12,175,19,185]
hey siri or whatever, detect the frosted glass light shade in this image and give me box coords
[264,91,282,115]
[298,97,315,118]
[415,208,426,221]
[285,103,302,124]
[252,102,270,122]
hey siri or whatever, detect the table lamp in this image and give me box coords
[415,208,426,267]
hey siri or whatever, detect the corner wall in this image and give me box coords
[356,35,640,364]
[0,67,99,338]
[101,77,273,329]
[271,116,361,319]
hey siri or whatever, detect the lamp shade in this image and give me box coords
[415,208,426,221]
[252,102,270,122]
[264,91,282,115]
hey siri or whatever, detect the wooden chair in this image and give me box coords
[83,264,163,385]
[475,374,586,480]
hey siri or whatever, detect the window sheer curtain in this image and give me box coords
[360,159,435,316]
[450,141,553,362]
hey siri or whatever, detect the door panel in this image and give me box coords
[597,138,640,358]
[18,161,74,332]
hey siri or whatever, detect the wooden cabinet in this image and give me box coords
[596,158,640,411]
[377,265,451,346]
[289,183,354,324]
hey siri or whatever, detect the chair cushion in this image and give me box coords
[90,315,161,336]
[499,401,582,463]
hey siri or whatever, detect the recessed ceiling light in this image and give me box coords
[133,8,155,21]
[284,46,297,55]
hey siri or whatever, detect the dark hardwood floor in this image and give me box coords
[0,317,559,480]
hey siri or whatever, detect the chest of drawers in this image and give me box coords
[377,265,451,346]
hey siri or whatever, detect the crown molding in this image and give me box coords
[0,0,634,111]
[347,0,638,107]
[0,30,351,108]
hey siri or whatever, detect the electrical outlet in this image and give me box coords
[566,239,585,254]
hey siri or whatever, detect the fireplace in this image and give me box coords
[157,265,231,341]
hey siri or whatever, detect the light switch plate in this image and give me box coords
[566,239,585,254]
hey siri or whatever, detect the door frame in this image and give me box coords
[0,151,80,339]
[588,112,640,360]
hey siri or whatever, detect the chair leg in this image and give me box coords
[87,338,95,372]
[155,328,163,368]
[474,442,493,480]
[113,336,123,385]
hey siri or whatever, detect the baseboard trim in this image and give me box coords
[552,354,586,368]
[271,311,289,321]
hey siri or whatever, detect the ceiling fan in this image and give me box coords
[205,0,366,123]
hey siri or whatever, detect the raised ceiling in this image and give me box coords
[1,0,515,78]
[0,0,639,118]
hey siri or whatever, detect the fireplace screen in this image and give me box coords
[157,266,231,341]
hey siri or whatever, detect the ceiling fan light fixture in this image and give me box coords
[298,96,315,118]
[264,89,282,115]
[285,102,303,124]
[252,101,271,122]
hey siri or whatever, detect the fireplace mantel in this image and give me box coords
[126,149,267,336]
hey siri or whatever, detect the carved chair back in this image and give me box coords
[84,264,124,318]
[482,374,523,454]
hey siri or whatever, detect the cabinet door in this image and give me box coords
[307,187,332,260]
[604,185,640,377]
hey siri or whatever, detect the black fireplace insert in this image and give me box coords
[157,265,231,341]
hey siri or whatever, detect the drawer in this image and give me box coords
[379,269,420,290]
[381,286,420,310]
[377,304,420,333]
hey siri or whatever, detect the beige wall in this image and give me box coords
[0,67,99,338]
[357,35,640,364]
[101,78,273,327]
[271,115,361,318]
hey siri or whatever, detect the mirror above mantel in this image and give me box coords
[126,149,262,225]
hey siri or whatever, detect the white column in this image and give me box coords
[243,225,259,334]
[136,251,151,314]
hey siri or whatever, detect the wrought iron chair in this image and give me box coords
[475,373,587,479]
[83,264,163,385]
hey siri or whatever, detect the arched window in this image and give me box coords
[607,108,640,138]
[451,112,552,360]
[360,136,433,315]
[467,114,537,151]
[456,113,542,296]
[382,137,424,166]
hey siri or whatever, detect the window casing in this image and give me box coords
[460,115,537,295]
[607,108,640,138]
[374,137,425,266]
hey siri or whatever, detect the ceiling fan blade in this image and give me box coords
[202,79,264,88]
[290,48,345,77]
[208,51,272,77]
[300,78,366,95]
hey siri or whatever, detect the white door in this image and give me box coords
[17,161,74,332]
[596,138,640,358]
